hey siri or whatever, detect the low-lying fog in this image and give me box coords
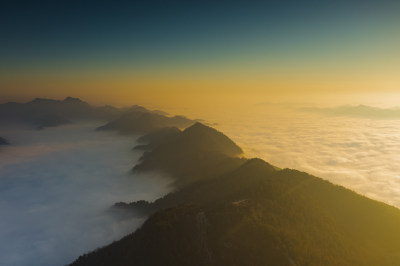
[194,104,400,209]
[0,123,172,266]
[3,103,400,265]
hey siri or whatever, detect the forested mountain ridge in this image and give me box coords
[71,123,400,266]
[0,97,197,132]
[133,122,245,187]
[0,97,120,129]
[96,111,196,135]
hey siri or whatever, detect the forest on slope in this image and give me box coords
[71,123,400,266]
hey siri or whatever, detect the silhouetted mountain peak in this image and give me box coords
[180,122,243,156]
[0,97,122,129]
[97,108,195,134]
[183,122,219,137]
[127,105,149,113]
[29,97,88,106]
[234,158,276,175]
[133,123,245,188]
[185,121,208,130]
[72,111,400,266]
[30,97,56,104]
[63,97,84,103]
[242,158,273,168]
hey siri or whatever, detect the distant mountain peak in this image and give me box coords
[127,105,149,113]
[184,122,212,133]
[0,96,120,129]
[188,121,207,128]
[181,122,243,156]
[63,96,84,103]
[30,97,86,104]
[31,97,55,103]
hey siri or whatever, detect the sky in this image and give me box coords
[1,0,400,107]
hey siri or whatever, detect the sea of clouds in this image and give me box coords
[2,104,400,265]
[206,104,400,208]
[0,123,172,266]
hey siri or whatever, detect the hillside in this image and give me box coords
[97,111,196,135]
[0,97,121,129]
[133,123,245,187]
[133,127,181,151]
[71,124,400,266]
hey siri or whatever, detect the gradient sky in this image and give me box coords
[1,0,400,107]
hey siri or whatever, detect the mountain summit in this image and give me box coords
[0,97,121,129]
[63,96,85,103]
[97,110,196,135]
[179,122,243,156]
[134,123,245,187]
[72,122,400,266]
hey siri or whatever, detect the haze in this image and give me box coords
[1,1,400,264]
[0,123,172,266]
[195,104,400,208]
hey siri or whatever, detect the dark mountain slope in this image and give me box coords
[115,158,276,215]
[71,124,400,266]
[177,122,243,156]
[97,111,195,135]
[73,158,400,265]
[0,97,121,128]
[133,123,245,187]
[133,127,181,150]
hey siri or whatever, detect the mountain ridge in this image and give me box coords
[0,97,121,129]
[71,120,400,266]
[133,123,245,187]
[0,97,193,132]
[97,111,196,135]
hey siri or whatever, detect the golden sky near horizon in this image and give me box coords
[2,58,399,109]
[1,1,399,109]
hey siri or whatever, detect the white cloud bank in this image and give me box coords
[209,105,400,208]
[0,123,172,266]
[2,104,400,265]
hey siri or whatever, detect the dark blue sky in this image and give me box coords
[1,0,399,104]
[2,0,398,66]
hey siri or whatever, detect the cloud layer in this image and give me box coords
[301,104,400,119]
[0,123,172,266]
[209,105,400,208]
[2,105,400,265]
